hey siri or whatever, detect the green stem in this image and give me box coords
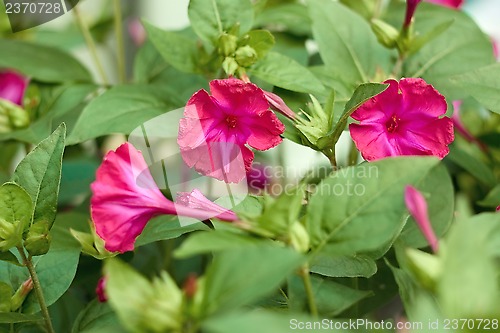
[323,148,337,169]
[113,0,126,83]
[17,247,55,333]
[391,53,405,78]
[348,140,359,166]
[73,5,110,85]
[300,265,318,317]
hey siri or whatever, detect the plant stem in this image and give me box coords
[323,148,337,169]
[300,265,318,317]
[16,247,55,333]
[73,5,110,85]
[113,0,126,83]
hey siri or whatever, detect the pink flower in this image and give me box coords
[404,0,423,27]
[177,79,285,183]
[404,186,439,253]
[91,142,237,253]
[96,276,108,303]
[246,163,270,191]
[349,78,454,161]
[496,206,500,212]
[0,70,28,106]
[451,101,487,151]
[425,0,464,9]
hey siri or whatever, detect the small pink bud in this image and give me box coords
[128,19,146,47]
[183,274,197,299]
[96,276,108,303]
[263,91,296,120]
[404,186,439,253]
[496,205,499,212]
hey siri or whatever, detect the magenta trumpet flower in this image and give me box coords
[0,70,28,106]
[91,142,237,253]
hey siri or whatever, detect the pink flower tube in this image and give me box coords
[404,186,439,253]
[178,78,285,183]
[91,142,237,253]
[425,0,463,9]
[0,70,29,106]
[349,78,454,161]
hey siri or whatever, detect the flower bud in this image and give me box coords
[218,33,238,57]
[222,57,240,76]
[10,277,33,311]
[23,221,51,256]
[289,222,310,253]
[0,218,24,252]
[183,274,197,299]
[371,19,399,49]
[235,45,258,67]
[96,276,108,303]
[0,99,30,134]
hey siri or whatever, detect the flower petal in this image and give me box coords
[246,110,284,150]
[209,78,269,116]
[0,70,28,106]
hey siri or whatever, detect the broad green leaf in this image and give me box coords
[450,63,500,114]
[403,3,495,98]
[254,3,311,37]
[71,300,123,333]
[0,220,81,313]
[12,124,66,228]
[0,312,42,323]
[202,246,304,317]
[68,85,180,144]
[250,51,324,94]
[133,41,169,83]
[438,213,500,317]
[446,145,496,186]
[0,39,91,83]
[288,275,371,316]
[307,157,440,257]
[174,230,265,259]
[135,216,208,247]
[59,158,99,206]
[398,164,454,248]
[143,22,201,74]
[310,254,377,278]
[0,182,32,229]
[479,184,500,208]
[309,0,392,85]
[188,0,254,43]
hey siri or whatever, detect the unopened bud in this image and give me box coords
[371,19,399,49]
[183,274,198,299]
[289,222,310,253]
[24,221,51,256]
[218,33,238,57]
[96,276,108,303]
[0,99,30,134]
[10,277,33,311]
[222,57,239,76]
[235,46,258,67]
[0,218,23,252]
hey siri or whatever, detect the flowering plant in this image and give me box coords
[0,0,499,332]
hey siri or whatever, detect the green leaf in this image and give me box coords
[404,3,495,99]
[450,63,500,114]
[0,312,42,324]
[71,300,123,333]
[174,230,265,259]
[479,184,500,208]
[68,85,180,144]
[245,30,275,58]
[135,216,208,248]
[0,220,81,313]
[250,51,324,94]
[438,213,500,317]
[310,254,377,278]
[0,182,32,228]
[188,0,254,43]
[307,157,440,257]
[143,22,201,74]
[309,0,392,85]
[0,251,21,266]
[203,310,333,333]
[446,145,496,186]
[12,124,66,228]
[0,39,91,83]
[202,246,304,317]
[288,274,371,317]
[254,3,311,37]
[398,164,454,248]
